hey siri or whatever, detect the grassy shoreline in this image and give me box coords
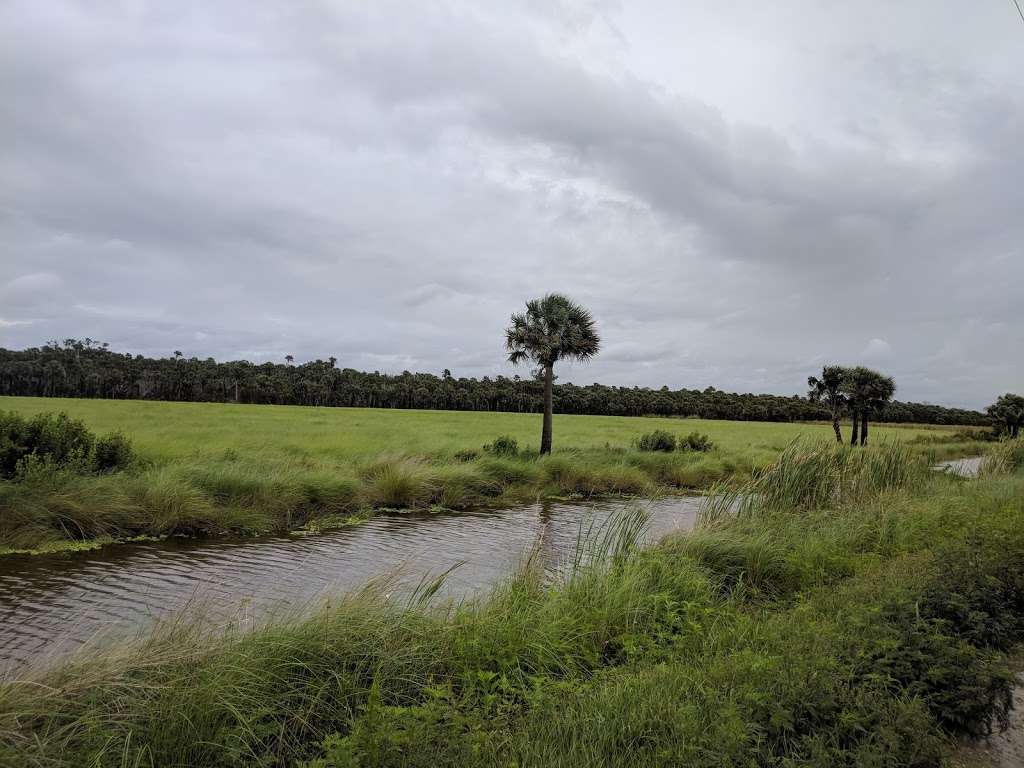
[0,444,752,556]
[0,396,991,555]
[1,442,1021,765]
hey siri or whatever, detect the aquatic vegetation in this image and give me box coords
[977,437,1023,478]
[0,397,980,553]
[0,462,1021,765]
[699,440,928,524]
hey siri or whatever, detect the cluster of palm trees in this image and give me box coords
[807,366,896,446]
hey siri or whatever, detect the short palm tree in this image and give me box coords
[842,367,895,446]
[505,294,600,454]
[808,365,848,443]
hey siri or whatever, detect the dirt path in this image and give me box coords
[955,670,1024,767]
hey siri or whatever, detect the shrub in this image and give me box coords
[0,410,134,479]
[93,432,134,473]
[635,430,676,452]
[453,449,479,462]
[482,435,518,457]
[678,431,714,452]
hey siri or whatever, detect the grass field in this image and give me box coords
[0,396,975,463]
[0,396,987,553]
[2,441,1022,766]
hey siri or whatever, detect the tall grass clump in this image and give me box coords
[539,454,651,496]
[700,439,927,523]
[482,435,519,457]
[0,473,142,547]
[360,458,435,509]
[979,438,1024,477]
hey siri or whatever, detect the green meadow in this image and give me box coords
[0,396,965,463]
[0,396,984,553]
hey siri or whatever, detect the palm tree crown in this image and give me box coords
[808,365,848,443]
[843,366,895,412]
[505,294,600,368]
[807,366,847,409]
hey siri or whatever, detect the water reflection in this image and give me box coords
[0,496,701,675]
[933,456,983,478]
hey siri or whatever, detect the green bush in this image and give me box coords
[635,431,712,453]
[678,431,713,452]
[0,410,134,479]
[93,432,134,472]
[635,430,676,452]
[482,435,518,457]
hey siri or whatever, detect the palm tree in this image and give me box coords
[807,365,848,443]
[842,367,895,446]
[861,372,895,446]
[505,294,600,454]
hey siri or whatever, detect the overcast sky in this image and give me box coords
[2,2,1021,409]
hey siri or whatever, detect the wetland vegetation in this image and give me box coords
[1,440,1022,766]
[0,315,1019,766]
[0,396,989,555]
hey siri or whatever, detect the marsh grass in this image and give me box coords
[0,448,737,551]
[979,438,1024,477]
[2,466,1023,766]
[0,397,982,551]
[698,439,928,525]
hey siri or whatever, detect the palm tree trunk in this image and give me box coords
[831,407,842,443]
[850,411,859,446]
[860,412,869,446]
[540,364,553,455]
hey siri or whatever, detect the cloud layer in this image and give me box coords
[2,1,1021,408]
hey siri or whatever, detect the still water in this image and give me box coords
[934,456,983,478]
[0,496,702,676]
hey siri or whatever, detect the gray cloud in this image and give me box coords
[1,0,1021,409]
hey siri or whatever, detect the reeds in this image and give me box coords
[0,448,744,551]
[3,466,1023,765]
[979,438,1024,477]
[698,439,928,525]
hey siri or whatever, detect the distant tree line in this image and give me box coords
[0,339,990,427]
